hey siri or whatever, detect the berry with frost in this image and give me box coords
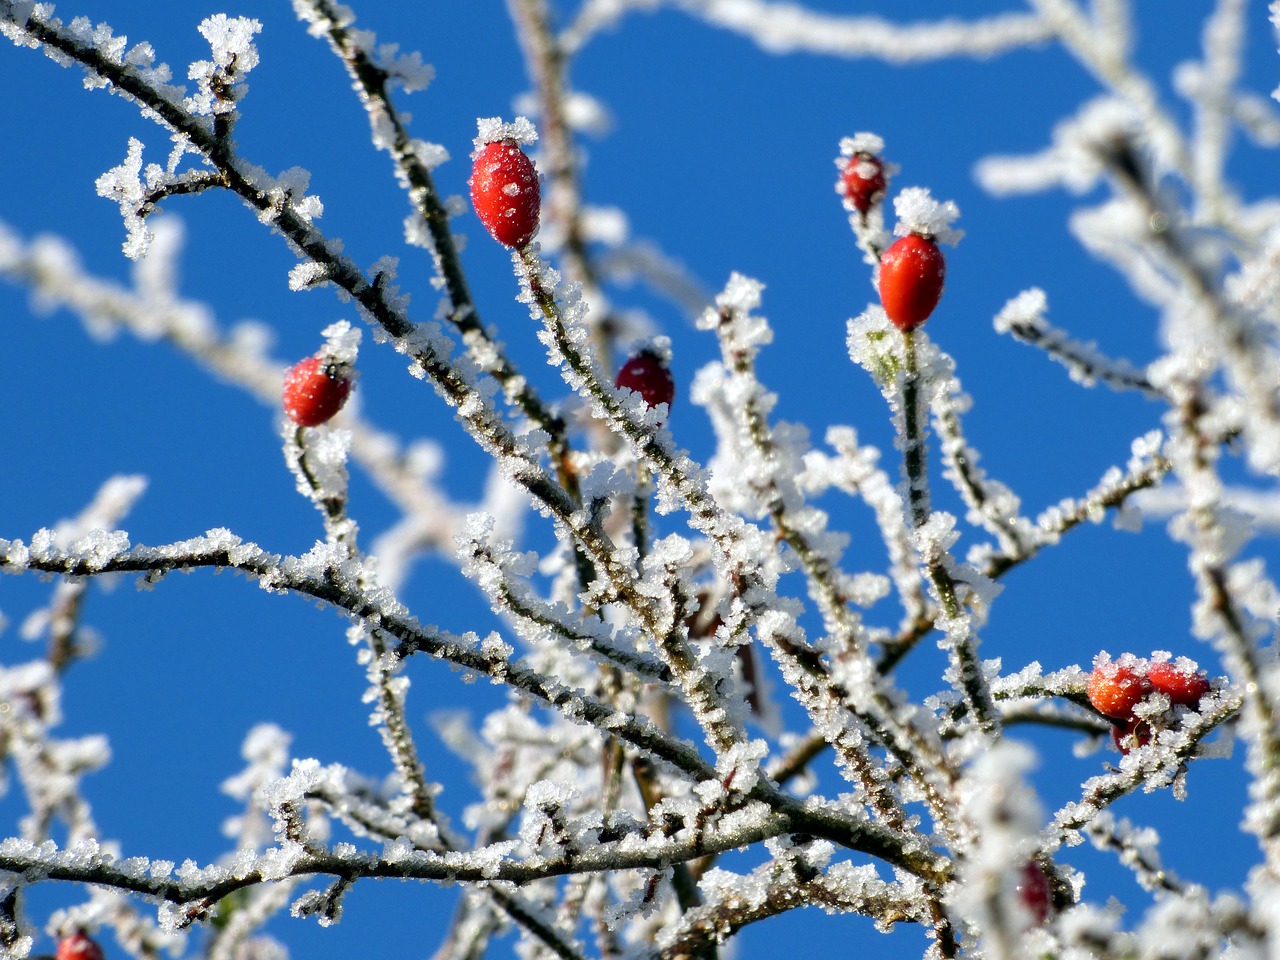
[283,355,353,427]
[878,234,946,332]
[469,139,540,248]
[57,932,105,960]
[1111,716,1152,754]
[839,152,886,214]
[616,350,675,412]
[1016,861,1053,924]
[1086,656,1150,720]
[1147,659,1211,708]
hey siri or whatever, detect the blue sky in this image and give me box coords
[0,2,1277,958]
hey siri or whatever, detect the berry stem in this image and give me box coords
[901,331,930,530]
[901,331,999,735]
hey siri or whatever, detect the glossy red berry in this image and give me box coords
[57,932,105,960]
[878,234,946,332]
[840,152,886,214]
[1087,657,1150,720]
[469,139,540,248]
[283,355,352,427]
[615,351,675,412]
[1147,660,1211,708]
[1015,861,1053,925]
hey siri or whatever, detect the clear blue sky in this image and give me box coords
[0,2,1276,957]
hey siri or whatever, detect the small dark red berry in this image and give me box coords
[469,139,540,248]
[1015,861,1053,925]
[840,152,886,214]
[57,932,105,960]
[1086,656,1150,720]
[615,351,675,413]
[878,234,946,332]
[283,355,352,427]
[1111,716,1152,754]
[1147,660,1210,708]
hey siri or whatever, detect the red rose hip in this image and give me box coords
[840,152,887,215]
[1087,657,1150,720]
[1110,716,1152,755]
[469,139,540,248]
[57,932,105,960]
[878,234,946,332]
[615,351,675,413]
[1147,660,1210,707]
[283,355,353,427]
[1015,861,1053,925]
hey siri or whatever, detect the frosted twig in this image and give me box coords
[657,849,927,959]
[517,248,748,755]
[507,0,620,370]
[295,0,572,461]
[697,279,956,838]
[1050,691,1240,844]
[0,532,950,879]
[564,0,1052,62]
[993,287,1160,397]
[901,331,999,736]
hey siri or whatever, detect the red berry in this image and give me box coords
[1147,660,1211,708]
[469,139,540,248]
[57,932,105,960]
[615,351,675,413]
[1087,657,1150,720]
[283,355,352,427]
[1110,716,1152,754]
[839,153,886,214]
[1015,861,1053,925]
[878,234,946,332]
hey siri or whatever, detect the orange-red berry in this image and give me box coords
[57,932,105,960]
[878,234,946,332]
[615,351,675,412]
[469,139,540,248]
[1147,660,1210,708]
[283,355,352,427]
[1086,658,1150,720]
[840,152,886,214]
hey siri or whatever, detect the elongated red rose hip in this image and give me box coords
[469,139,540,248]
[878,234,946,332]
[283,355,353,427]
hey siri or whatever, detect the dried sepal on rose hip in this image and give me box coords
[469,118,541,248]
[57,931,106,960]
[615,348,676,414]
[283,354,354,427]
[877,187,961,333]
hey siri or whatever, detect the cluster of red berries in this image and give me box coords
[839,149,946,333]
[282,354,353,427]
[57,931,105,960]
[1086,653,1212,753]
